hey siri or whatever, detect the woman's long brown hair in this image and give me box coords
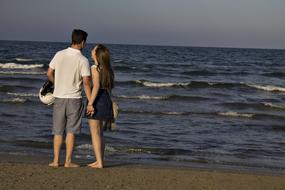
[95,44,114,90]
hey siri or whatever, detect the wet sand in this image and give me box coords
[0,154,285,190]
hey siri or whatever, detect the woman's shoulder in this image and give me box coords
[91,64,98,69]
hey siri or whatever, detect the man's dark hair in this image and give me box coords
[72,29,88,45]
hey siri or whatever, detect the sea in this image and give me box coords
[0,40,285,173]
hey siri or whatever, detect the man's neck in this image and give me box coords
[70,44,82,50]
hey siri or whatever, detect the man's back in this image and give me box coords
[49,47,90,99]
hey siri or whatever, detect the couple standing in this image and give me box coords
[47,29,114,168]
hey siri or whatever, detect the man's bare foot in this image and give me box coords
[64,163,80,168]
[49,162,59,168]
[87,161,103,169]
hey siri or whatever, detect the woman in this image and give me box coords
[86,44,114,168]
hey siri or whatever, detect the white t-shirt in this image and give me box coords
[49,47,90,98]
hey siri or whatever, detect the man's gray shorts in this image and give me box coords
[53,98,83,135]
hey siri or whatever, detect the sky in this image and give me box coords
[0,0,284,49]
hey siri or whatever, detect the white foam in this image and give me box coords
[114,59,123,63]
[127,148,152,154]
[76,144,92,150]
[74,155,93,159]
[1,98,27,103]
[263,102,285,109]
[15,58,33,62]
[7,92,38,97]
[117,95,168,100]
[0,71,46,75]
[76,144,116,152]
[247,84,285,92]
[161,112,186,115]
[0,63,44,69]
[218,111,254,118]
[136,80,190,88]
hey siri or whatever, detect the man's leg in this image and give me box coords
[50,98,66,167]
[64,99,83,168]
[64,133,79,167]
[49,135,63,167]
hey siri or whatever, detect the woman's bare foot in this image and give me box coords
[49,162,59,168]
[87,161,97,167]
[64,163,80,168]
[87,161,103,169]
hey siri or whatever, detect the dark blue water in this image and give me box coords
[1,40,285,172]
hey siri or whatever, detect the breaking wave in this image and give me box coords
[117,95,168,100]
[1,98,27,103]
[218,111,254,118]
[15,58,34,62]
[118,79,285,93]
[0,63,44,69]
[7,92,38,97]
[116,94,210,101]
[246,84,285,92]
[76,144,117,152]
[262,102,285,109]
[135,80,191,88]
[0,71,46,75]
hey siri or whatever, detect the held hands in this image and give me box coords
[86,104,95,116]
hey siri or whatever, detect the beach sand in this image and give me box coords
[0,154,285,190]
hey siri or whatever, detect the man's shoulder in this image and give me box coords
[79,55,89,64]
[54,48,68,57]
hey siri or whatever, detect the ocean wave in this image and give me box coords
[182,70,250,76]
[221,102,285,110]
[161,112,189,115]
[0,63,44,69]
[272,125,285,131]
[75,144,156,155]
[0,71,46,75]
[247,84,285,92]
[113,59,124,63]
[262,71,285,78]
[135,80,190,88]
[76,144,92,150]
[218,111,254,118]
[119,79,242,89]
[0,75,45,82]
[116,94,210,101]
[13,140,51,149]
[117,80,285,94]
[0,84,37,92]
[15,58,33,62]
[182,70,217,76]
[121,110,191,116]
[7,92,38,97]
[125,147,188,155]
[117,95,168,100]
[113,65,136,71]
[0,85,14,92]
[1,98,27,103]
[262,102,285,109]
[122,109,259,118]
[126,148,152,154]
[76,144,117,152]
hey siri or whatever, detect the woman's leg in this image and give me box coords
[88,119,104,168]
[101,125,105,163]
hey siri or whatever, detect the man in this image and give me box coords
[47,29,92,167]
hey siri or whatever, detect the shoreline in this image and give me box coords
[0,154,285,190]
[1,152,285,176]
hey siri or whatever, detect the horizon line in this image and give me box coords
[0,39,284,51]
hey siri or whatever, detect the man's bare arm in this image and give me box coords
[47,68,55,83]
[83,76,92,101]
